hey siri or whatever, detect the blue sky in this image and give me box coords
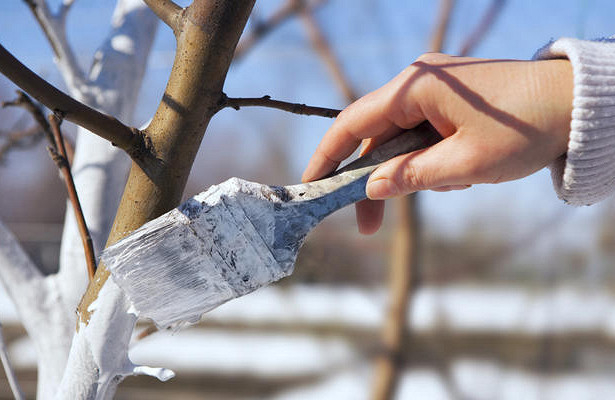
[2,0,615,243]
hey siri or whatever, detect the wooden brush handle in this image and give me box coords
[330,121,442,177]
[285,121,442,210]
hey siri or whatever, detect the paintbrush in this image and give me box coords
[101,122,441,328]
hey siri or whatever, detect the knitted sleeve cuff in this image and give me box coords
[534,37,615,205]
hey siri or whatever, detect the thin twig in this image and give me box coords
[0,322,25,400]
[47,114,97,280]
[220,94,340,118]
[3,90,54,145]
[0,126,43,163]
[235,0,329,61]
[299,4,358,102]
[458,0,506,56]
[235,0,300,60]
[57,0,76,23]
[143,0,182,33]
[0,45,148,160]
[22,0,86,86]
[2,90,75,163]
[429,0,456,53]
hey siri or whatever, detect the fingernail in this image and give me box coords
[366,178,399,200]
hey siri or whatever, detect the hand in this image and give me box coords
[302,53,573,234]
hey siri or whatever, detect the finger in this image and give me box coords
[303,97,398,181]
[355,199,385,235]
[303,74,427,182]
[366,133,476,199]
[430,184,472,192]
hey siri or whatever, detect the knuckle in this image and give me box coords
[400,161,426,191]
[335,107,352,122]
[414,52,447,66]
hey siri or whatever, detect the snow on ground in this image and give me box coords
[6,283,615,398]
[6,283,615,374]
[130,330,357,377]
[272,361,615,400]
[4,282,615,335]
[205,283,615,335]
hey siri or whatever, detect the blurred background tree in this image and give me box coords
[2,0,615,399]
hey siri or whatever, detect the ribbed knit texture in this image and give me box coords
[535,37,615,205]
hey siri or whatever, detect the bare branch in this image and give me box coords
[22,0,86,90]
[235,0,329,61]
[48,115,97,280]
[220,94,340,118]
[0,45,150,161]
[143,0,182,33]
[1,91,75,163]
[0,322,25,400]
[299,4,358,102]
[0,126,43,163]
[458,0,506,56]
[236,0,300,60]
[3,90,54,145]
[58,0,76,23]
[429,0,456,53]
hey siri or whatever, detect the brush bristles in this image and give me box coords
[101,179,293,329]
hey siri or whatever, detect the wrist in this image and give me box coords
[531,59,573,157]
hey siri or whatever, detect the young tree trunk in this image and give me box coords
[57,1,255,398]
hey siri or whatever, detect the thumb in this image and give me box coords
[366,134,475,199]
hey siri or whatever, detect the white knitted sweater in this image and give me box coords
[535,38,615,206]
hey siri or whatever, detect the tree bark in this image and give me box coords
[57,1,256,398]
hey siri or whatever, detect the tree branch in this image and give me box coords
[77,0,256,327]
[220,94,340,118]
[0,45,150,161]
[1,91,75,163]
[22,0,86,92]
[429,0,456,54]
[299,4,358,102]
[143,0,182,33]
[235,0,313,61]
[458,0,506,56]
[47,115,97,281]
[0,126,43,163]
[3,90,54,146]
[57,0,76,23]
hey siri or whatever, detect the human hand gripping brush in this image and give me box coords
[101,122,441,329]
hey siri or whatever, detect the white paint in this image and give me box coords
[103,177,293,328]
[54,0,160,397]
[57,280,173,400]
[110,34,135,54]
[0,0,159,399]
[0,221,74,399]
